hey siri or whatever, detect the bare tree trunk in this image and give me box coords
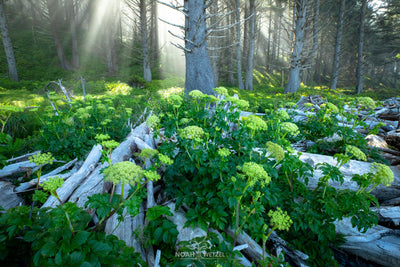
[184,0,215,95]
[227,6,235,85]
[330,0,345,90]
[209,0,220,87]
[106,0,119,74]
[243,0,249,69]
[0,0,18,81]
[140,0,152,82]
[244,0,256,90]
[356,0,367,94]
[284,0,308,94]
[267,0,272,72]
[236,0,244,89]
[66,0,79,69]
[150,0,159,68]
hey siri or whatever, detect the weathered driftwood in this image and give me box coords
[15,158,78,192]
[15,172,74,193]
[0,181,24,210]
[385,130,400,150]
[334,217,400,266]
[371,206,400,226]
[5,150,40,163]
[366,134,388,149]
[0,160,37,179]
[298,152,400,202]
[382,196,400,206]
[42,145,102,208]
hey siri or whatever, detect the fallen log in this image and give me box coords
[298,152,400,202]
[42,145,102,208]
[334,217,400,266]
[0,181,24,210]
[370,206,400,226]
[6,151,40,163]
[0,160,37,179]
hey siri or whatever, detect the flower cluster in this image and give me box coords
[227,97,249,110]
[280,122,300,137]
[104,161,143,186]
[370,163,394,187]
[189,90,205,99]
[29,152,55,166]
[356,97,376,110]
[180,125,205,140]
[321,102,339,114]
[179,118,191,125]
[42,176,64,195]
[101,140,120,150]
[274,110,290,121]
[266,141,284,162]
[214,87,228,96]
[218,148,231,158]
[143,169,161,181]
[241,162,271,187]
[268,207,293,231]
[244,115,267,132]
[146,115,160,129]
[285,102,297,108]
[345,145,367,161]
[95,133,110,142]
[158,154,173,165]
[168,94,183,108]
[304,103,315,110]
[138,148,159,161]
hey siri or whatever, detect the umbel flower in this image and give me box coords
[241,162,271,187]
[280,122,300,137]
[180,125,205,140]
[146,115,160,129]
[345,145,367,161]
[104,161,144,186]
[274,109,290,121]
[226,97,250,110]
[355,97,376,110]
[370,162,394,187]
[244,115,267,132]
[321,102,339,114]
[168,94,183,108]
[268,207,293,231]
[42,176,64,195]
[266,141,284,162]
[29,152,55,166]
[218,148,231,158]
[158,154,173,165]
[189,90,205,99]
[214,87,228,96]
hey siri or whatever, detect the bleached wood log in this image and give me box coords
[15,158,78,192]
[371,206,400,226]
[298,152,400,202]
[0,181,24,209]
[334,217,400,266]
[0,160,37,179]
[15,172,74,193]
[382,196,400,206]
[6,150,40,163]
[129,121,151,140]
[154,250,161,267]
[42,145,102,208]
[225,228,264,262]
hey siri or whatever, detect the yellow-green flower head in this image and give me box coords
[85,105,93,112]
[146,115,160,129]
[268,207,293,231]
[125,108,133,115]
[144,169,161,181]
[62,117,74,126]
[158,154,173,165]
[304,103,315,109]
[95,133,110,142]
[218,148,231,158]
[245,115,267,132]
[266,141,285,162]
[189,90,205,99]
[274,110,290,120]
[286,102,297,108]
[97,103,107,114]
[29,152,55,166]
[42,176,64,194]
[227,97,249,110]
[214,87,228,96]
[241,162,271,187]
[138,148,159,160]
[180,125,205,140]
[179,118,191,125]
[280,122,300,137]
[355,97,376,110]
[168,94,183,108]
[321,102,339,114]
[102,140,120,150]
[345,145,367,161]
[370,163,394,186]
[104,161,143,186]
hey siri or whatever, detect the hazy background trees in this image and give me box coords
[0,0,398,94]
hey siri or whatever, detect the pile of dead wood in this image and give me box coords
[1,96,400,266]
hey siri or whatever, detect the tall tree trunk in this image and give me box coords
[302,0,319,85]
[106,0,119,74]
[330,0,346,90]
[267,0,272,72]
[66,0,79,69]
[245,0,256,90]
[150,0,159,68]
[236,0,244,89]
[140,0,152,82]
[284,0,308,94]
[209,0,219,87]
[184,0,215,95]
[0,0,18,81]
[243,0,249,70]
[356,0,367,94]
[227,7,235,85]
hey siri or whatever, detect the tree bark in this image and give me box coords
[140,0,152,82]
[356,0,367,94]
[0,0,18,81]
[236,0,244,89]
[184,0,215,95]
[284,0,308,94]
[330,0,346,90]
[244,0,256,90]
[66,0,79,69]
